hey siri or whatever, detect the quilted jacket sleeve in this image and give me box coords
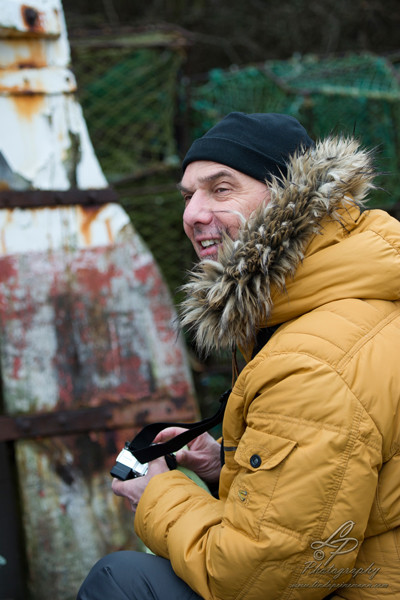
[135,351,383,600]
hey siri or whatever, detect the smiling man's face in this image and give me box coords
[179,161,270,260]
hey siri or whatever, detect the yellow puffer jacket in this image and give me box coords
[135,138,400,599]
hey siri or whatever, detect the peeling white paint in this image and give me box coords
[0,93,108,190]
[0,0,107,192]
[0,0,63,38]
[0,67,77,93]
[0,204,130,255]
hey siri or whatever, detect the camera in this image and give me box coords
[110,442,149,481]
[110,442,178,481]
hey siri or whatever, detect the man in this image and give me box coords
[77,113,400,599]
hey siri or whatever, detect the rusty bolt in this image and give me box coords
[23,7,39,28]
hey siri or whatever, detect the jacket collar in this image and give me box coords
[179,136,376,356]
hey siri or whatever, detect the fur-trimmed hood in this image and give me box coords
[179,136,379,356]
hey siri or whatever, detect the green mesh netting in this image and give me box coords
[188,54,400,207]
[267,54,400,97]
[117,171,196,299]
[72,44,183,181]
[70,43,400,302]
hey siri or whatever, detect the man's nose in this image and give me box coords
[183,190,213,228]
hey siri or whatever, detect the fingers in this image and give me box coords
[147,456,171,476]
[111,477,122,495]
[111,457,169,514]
[174,448,188,466]
[111,476,142,499]
[153,426,188,444]
[112,477,141,512]
[175,448,204,471]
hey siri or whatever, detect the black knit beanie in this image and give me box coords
[182,112,314,182]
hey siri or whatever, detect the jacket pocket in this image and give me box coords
[223,427,298,539]
[234,427,297,471]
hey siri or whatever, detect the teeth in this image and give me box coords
[201,239,219,248]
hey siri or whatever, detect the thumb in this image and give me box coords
[174,448,190,467]
[175,448,204,472]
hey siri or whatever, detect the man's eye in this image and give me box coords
[215,187,228,194]
[183,194,192,204]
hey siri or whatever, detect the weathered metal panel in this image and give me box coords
[0,0,63,38]
[0,203,127,254]
[0,392,196,442]
[0,29,70,69]
[0,94,107,191]
[0,1,101,193]
[0,216,197,597]
[0,219,194,413]
[0,1,197,599]
[0,217,194,413]
[0,188,119,209]
[0,66,77,93]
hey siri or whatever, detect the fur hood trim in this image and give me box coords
[179,136,377,355]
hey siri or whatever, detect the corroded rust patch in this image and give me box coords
[21,5,44,33]
[78,205,104,246]
[15,38,47,69]
[10,91,45,119]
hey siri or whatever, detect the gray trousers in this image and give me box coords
[77,551,203,600]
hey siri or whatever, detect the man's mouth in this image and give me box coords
[196,237,222,259]
[200,239,219,248]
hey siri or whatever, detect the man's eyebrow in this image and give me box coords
[199,170,238,184]
[177,170,238,193]
[176,182,190,193]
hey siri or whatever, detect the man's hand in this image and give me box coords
[112,456,169,513]
[153,428,222,485]
[112,429,222,512]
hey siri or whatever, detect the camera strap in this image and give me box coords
[127,388,231,464]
